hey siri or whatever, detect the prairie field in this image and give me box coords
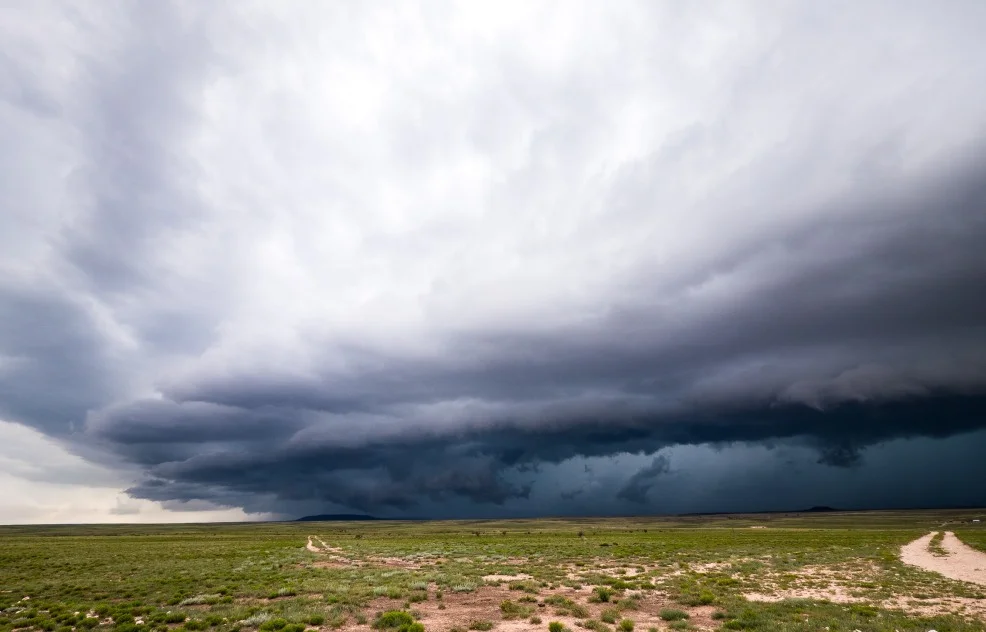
[2,510,985,632]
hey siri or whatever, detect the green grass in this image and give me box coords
[0,510,984,632]
[928,531,947,556]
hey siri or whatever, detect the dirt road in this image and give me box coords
[900,531,986,586]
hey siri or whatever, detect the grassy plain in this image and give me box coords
[2,510,985,632]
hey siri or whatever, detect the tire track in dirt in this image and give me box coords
[901,531,986,586]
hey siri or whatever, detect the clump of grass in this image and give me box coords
[258,618,288,632]
[658,610,688,622]
[179,594,221,607]
[547,623,566,632]
[578,620,608,632]
[468,621,493,631]
[452,584,477,593]
[544,596,588,619]
[509,581,539,594]
[529,616,542,625]
[373,611,422,632]
[500,600,533,620]
[676,591,714,606]
[242,613,272,628]
[374,612,413,629]
[600,609,618,624]
[590,587,614,603]
[929,532,948,557]
[618,620,634,632]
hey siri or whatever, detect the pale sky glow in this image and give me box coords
[0,420,267,524]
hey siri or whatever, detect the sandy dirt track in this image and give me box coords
[900,531,986,586]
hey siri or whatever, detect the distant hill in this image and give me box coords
[295,514,379,522]
[803,505,840,513]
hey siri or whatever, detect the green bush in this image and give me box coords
[374,612,414,630]
[500,600,533,620]
[658,610,688,622]
[591,587,614,603]
[305,615,324,626]
[618,620,634,632]
[184,621,208,632]
[600,609,618,624]
[468,621,493,631]
[259,619,288,632]
[548,623,564,632]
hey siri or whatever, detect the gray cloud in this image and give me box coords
[2,1,986,519]
[617,455,672,504]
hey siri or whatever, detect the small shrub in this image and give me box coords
[544,597,588,619]
[258,619,287,632]
[500,600,532,620]
[468,621,493,631]
[548,623,565,632]
[658,610,688,622]
[374,612,414,630]
[591,587,614,603]
[600,609,618,624]
[184,621,208,632]
[529,617,541,625]
[618,620,634,632]
[179,595,221,607]
[305,615,324,626]
[164,613,186,624]
[242,613,271,628]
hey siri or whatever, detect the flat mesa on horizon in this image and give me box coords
[294,514,379,522]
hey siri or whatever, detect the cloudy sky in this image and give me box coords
[2,1,986,523]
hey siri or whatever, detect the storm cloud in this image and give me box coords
[2,1,986,520]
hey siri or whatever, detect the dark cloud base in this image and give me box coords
[114,393,986,516]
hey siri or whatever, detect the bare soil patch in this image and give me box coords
[332,585,718,632]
